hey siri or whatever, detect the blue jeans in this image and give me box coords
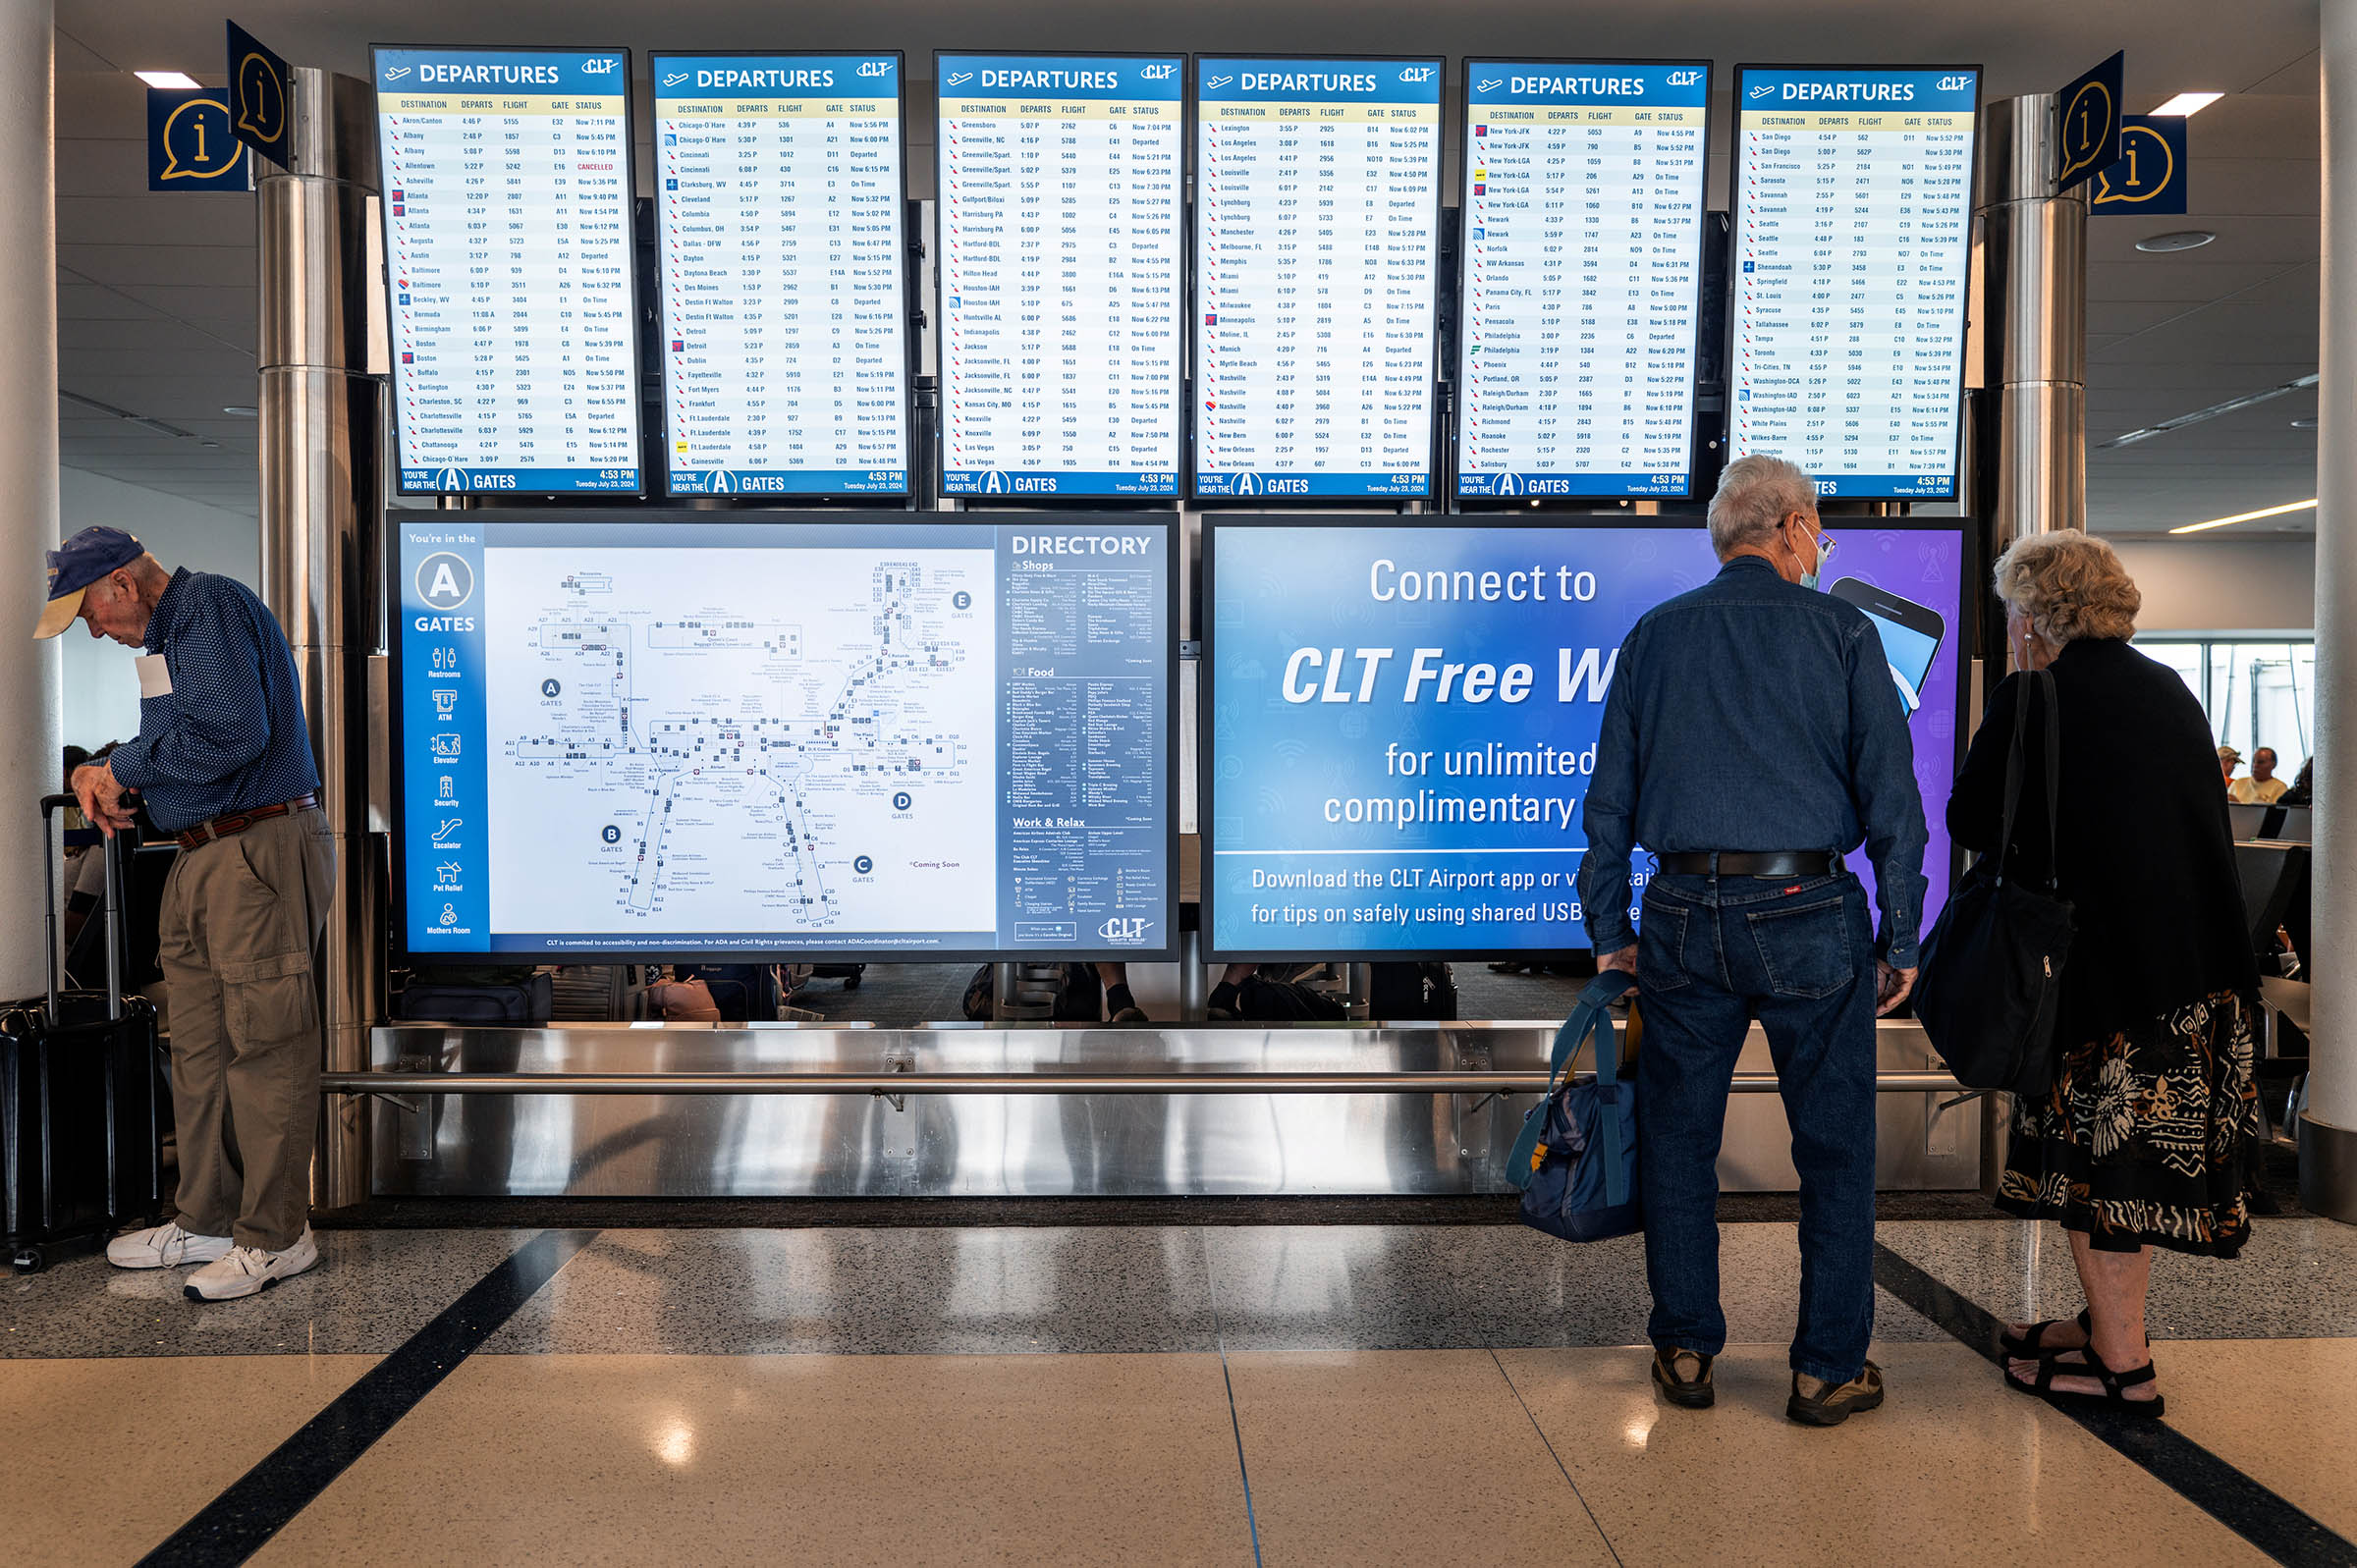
[1635,870,1878,1383]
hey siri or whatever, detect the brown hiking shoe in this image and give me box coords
[1651,1347,1715,1408]
[1787,1360,1884,1426]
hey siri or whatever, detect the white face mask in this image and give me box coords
[1791,517,1831,590]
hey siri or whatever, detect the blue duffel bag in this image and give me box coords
[1507,970,1641,1243]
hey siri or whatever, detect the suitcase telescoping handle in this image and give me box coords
[40,793,125,1028]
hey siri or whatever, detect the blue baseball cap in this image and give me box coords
[36,526,146,638]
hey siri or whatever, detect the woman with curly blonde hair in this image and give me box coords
[1947,529,2260,1418]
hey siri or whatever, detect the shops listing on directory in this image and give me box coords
[653,53,910,497]
[374,46,643,495]
[938,54,1185,498]
[1205,522,1966,958]
[1193,58,1444,499]
[1456,62,1710,500]
[1729,65,1980,498]
[398,516,1174,960]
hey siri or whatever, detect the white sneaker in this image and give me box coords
[184,1227,320,1301]
[107,1221,233,1271]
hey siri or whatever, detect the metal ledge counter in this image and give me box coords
[354,1020,1983,1199]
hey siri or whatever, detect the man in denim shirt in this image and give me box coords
[1578,455,1928,1427]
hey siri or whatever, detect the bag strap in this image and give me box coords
[1993,669,2060,888]
[2037,669,2061,889]
[1507,969,1636,1191]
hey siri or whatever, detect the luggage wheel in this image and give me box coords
[12,1245,47,1274]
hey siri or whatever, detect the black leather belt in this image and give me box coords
[1657,850,1837,878]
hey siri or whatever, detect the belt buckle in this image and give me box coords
[214,811,251,838]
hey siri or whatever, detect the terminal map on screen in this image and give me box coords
[398,516,1174,960]
[1204,521,1966,960]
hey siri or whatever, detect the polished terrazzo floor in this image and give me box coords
[6,1216,2356,1564]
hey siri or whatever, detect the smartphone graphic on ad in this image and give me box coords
[1832,577,1946,715]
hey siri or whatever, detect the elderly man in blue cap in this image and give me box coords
[37,526,333,1300]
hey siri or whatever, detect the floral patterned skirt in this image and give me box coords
[1994,989,2262,1258]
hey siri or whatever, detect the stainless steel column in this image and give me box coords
[0,0,56,1000]
[257,70,383,1211]
[1974,95,2087,553]
[2304,0,2357,1223]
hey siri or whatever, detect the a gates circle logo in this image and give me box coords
[414,553,474,611]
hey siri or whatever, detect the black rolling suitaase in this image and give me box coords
[1,795,163,1272]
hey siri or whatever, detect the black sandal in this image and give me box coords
[2002,1346,2166,1419]
[1998,1308,2088,1360]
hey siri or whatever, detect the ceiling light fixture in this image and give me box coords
[221,405,258,416]
[2149,91,2224,117]
[2100,373,2322,448]
[2292,416,2319,429]
[134,71,200,89]
[2167,498,2318,534]
[2134,229,2215,252]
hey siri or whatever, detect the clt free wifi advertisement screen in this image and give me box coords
[395,513,1177,962]
[1201,518,1968,962]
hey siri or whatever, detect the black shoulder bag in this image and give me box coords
[1914,669,2076,1099]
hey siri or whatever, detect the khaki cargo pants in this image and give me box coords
[155,808,336,1251]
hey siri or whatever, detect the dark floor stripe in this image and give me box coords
[137,1228,598,1568]
[1873,1242,2357,1568]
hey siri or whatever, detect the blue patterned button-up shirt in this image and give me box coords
[104,568,320,833]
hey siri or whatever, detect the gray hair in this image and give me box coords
[1707,455,1818,558]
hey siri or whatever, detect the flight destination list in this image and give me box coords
[938,54,1184,498]
[1457,62,1710,499]
[374,47,643,495]
[1732,66,1980,498]
[1195,58,1443,498]
[653,53,909,496]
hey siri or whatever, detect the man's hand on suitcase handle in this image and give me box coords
[71,761,137,837]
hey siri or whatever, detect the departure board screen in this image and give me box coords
[652,53,909,497]
[937,54,1184,499]
[1455,61,1711,500]
[1194,57,1444,499]
[1730,65,1980,499]
[373,46,643,496]
[397,514,1178,962]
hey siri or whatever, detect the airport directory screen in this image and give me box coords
[1202,520,1967,960]
[652,53,909,497]
[1729,64,1980,499]
[373,46,643,496]
[1193,57,1444,499]
[1456,61,1711,500]
[938,54,1185,498]
[397,514,1176,960]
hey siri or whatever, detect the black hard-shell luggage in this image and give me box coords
[1,796,164,1272]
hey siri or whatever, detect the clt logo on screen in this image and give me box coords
[583,57,620,76]
[1142,64,1177,81]
[1669,69,1704,87]
[1098,916,1153,945]
[1399,66,1435,83]
[858,60,892,78]
[1938,73,1972,91]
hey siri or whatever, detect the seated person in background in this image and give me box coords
[2283,757,2315,808]
[2229,746,2290,805]
[2216,746,2241,792]
[1093,961,1260,1023]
